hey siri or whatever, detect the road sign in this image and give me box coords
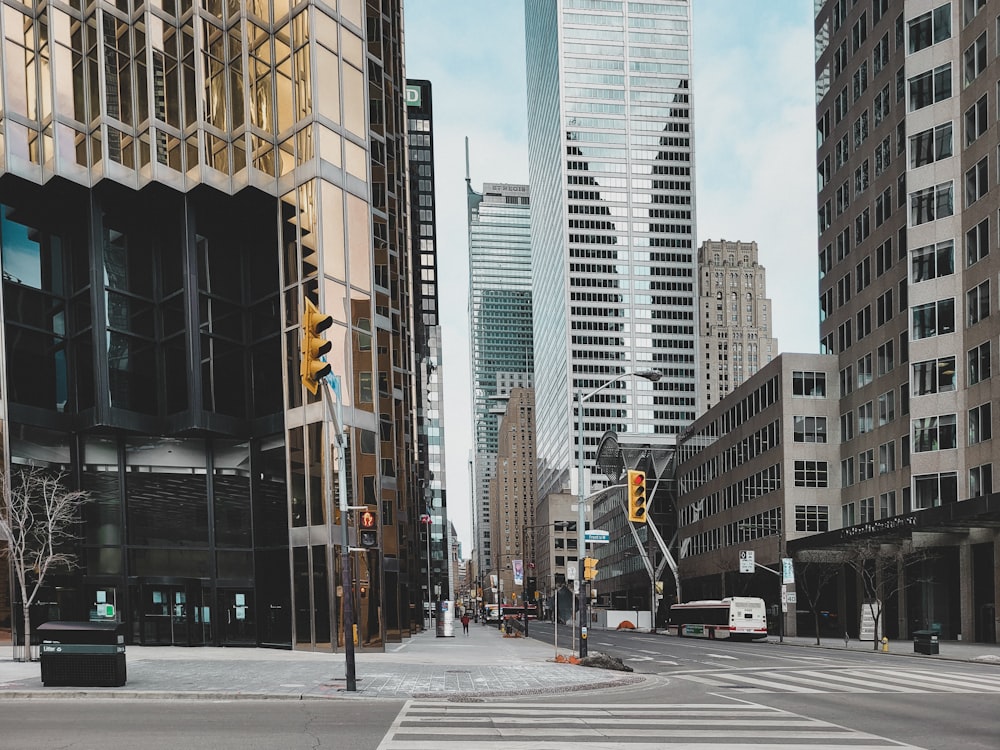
[786,592,797,604]
[584,529,610,544]
[781,557,795,584]
[739,550,755,573]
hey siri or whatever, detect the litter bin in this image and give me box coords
[38,621,126,687]
[913,629,939,655]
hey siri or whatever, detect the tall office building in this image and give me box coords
[0,0,419,651]
[814,0,1000,637]
[406,79,450,617]
[525,0,699,501]
[698,239,779,409]
[467,178,533,574]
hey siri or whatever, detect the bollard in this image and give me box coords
[881,636,889,653]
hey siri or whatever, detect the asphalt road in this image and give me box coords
[2,629,997,749]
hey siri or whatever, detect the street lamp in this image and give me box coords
[575,369,661,658]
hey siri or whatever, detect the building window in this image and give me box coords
[794,460,828,488]
[909,182,954,225]
[909,122,952,167]
[963,32,987,86]
[964,94,988,146]
[793,416,828,443]
[842,502,857,527]
[966,280,990,326]
[841,411,855,441]
[912,356,956,395]
[840,365,854,395]
[879,441,896,474]
[860,497,876,523]
[878,390,895,425]
[964,0,987,25]
[911,240,954,283]
[966,217,989,266]
[908,63,952,111]
[968,341,991,385]
[841,457,855,487]
[911,298,955,339]
[877,339,894,375]
[965,156,989,207]
[969,464,993,498]
[913,472,958,509]
[858,401,874,433]
[968,402,992,445]
[908,5,951,53]
[859,449,875,481]
[792,371,826,397]
[795,505,829,532]
[912,414,958,452]
[880,490,897,518]
[857,352,873,387]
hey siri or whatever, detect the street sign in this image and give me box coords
[739,549,755,573]
[786,592,797,604]
[781,557,795,584]
[584,529,610,544]
[566,564,577,581]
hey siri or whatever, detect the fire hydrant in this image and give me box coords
[881,636,889,653]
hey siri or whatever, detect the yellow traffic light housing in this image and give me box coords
[300,298,334,394]
[583,557,598,581]
[627,469,647,523]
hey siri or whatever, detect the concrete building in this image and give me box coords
[811,0,1000,641]
[698,239,779,409]
[524,0,699,505]
[466,179,532,577]
[0,0,421,651]
[675,354,841,636]
[406,79,451,619]
[489,388,536,605]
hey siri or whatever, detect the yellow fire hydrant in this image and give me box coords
[881,636,889,653]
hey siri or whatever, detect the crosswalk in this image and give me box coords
[674,666,1000,694]
[377,700,922,749]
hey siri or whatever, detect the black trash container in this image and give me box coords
[913,629,940,655]
[38,621,126,687]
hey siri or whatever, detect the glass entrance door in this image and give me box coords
[218,589,256,645]
[139,580,205,645]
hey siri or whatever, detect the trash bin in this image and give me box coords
[913,629,939,655]
[38,621,126,687]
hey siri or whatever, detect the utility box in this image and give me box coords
[912,629,940,655]
[38,621,126,687]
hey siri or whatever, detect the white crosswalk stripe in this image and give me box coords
[674,666,1000,694]
[377,700,922,749]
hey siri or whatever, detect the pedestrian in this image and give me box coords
[461,612,470,635]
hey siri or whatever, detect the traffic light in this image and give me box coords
[627,469,647,523]
[358,509,378,548]
[583,557,598,581]
[300,298,333,394]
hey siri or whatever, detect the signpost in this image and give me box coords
[584,529,610,544]
[739,550,755,573]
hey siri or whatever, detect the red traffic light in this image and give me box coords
[632,472,644,486]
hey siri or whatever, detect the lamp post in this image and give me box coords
[421,512,433,629]
[576,369,661,657]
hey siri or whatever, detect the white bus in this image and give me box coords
[669,597,768,641]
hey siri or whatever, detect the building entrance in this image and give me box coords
[217,589,256,645]
[137,578,210,646]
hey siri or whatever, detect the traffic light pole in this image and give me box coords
[322,378,357,691]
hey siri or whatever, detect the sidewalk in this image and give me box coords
[767,633,1000,664]
[0,621,642,700]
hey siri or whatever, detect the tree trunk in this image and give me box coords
[813,609,821,645]
[21,602,31,662]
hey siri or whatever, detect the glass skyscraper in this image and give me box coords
[524,0,699,500]
[466,177,532,575]
[0,0,420,652]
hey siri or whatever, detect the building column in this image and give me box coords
[960,540,974,641]
[994,533,1000,642]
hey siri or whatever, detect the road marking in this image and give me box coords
[378,699,923,749]
[706,653,738,659]
[675,666,1000,694]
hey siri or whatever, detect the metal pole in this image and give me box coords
[322,379,356,692]
[575,390,588,658]
[426,522,432,629]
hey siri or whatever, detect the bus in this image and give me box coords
[669,597,768,640]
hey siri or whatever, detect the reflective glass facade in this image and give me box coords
[0,0,418,651]
[467,180,532,574]
[525,0,700,499]
[406,78,451,608]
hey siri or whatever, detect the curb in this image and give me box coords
[768,638,1000,666]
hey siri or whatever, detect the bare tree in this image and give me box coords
[841,539,935,650]
[792,551,841,645]
[0,468,88,661]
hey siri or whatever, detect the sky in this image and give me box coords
[403,1,818,554]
